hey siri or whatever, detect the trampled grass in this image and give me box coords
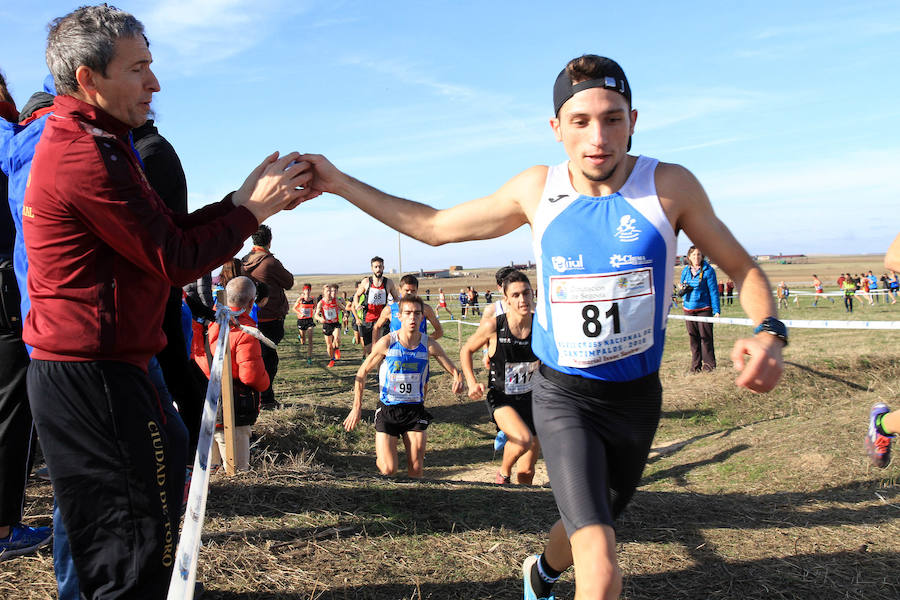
[5,259,900,599]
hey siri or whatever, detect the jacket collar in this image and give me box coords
[52,94,132,138]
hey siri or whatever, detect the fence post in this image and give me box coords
[457,318,462,344]
[221,335,237,476]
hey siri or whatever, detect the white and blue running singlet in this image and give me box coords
[389,302,428,334]
[532,156,676,381]
[379,331,430,405]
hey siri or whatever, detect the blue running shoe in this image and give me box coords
[523,554,555,600]
[494,430,507,452]
[866,403,894,468]
[0,523,52,561]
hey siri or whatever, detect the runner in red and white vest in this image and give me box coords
[353,256,399,355]
[292,283,316,365]
[314,283,345,368]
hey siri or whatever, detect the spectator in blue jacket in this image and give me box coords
[679,246,720,372]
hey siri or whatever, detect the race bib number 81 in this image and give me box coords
[549,268,655,368]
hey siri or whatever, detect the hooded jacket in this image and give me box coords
[242,247,293,321]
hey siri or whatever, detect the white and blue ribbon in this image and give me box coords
[167,305,235,600]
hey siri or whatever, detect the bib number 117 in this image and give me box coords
[582,302,621,338]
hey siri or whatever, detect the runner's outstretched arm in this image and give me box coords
[300,154,541,245]
[661,163,783,393]
[344,337,389,431]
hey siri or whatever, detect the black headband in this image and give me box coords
[553,57,631,115]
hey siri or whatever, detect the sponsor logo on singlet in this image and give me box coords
[551,254,584,273]
[614,214,641,242]
[609,254,653,268]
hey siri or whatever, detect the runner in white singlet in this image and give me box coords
[300,54,785,600]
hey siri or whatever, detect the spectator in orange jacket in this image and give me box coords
[196,276,269,471]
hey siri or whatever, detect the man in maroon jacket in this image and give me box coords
[22,6,315,598]
[242,224,294,409]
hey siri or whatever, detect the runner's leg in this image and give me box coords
[493,406,533,482]
[402,430,426,478]
[374,432,399,475]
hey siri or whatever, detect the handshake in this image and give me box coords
[231,152,339,224]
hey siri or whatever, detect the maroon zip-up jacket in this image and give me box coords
[23,95,258,369]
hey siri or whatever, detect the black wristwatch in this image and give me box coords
[753,316,788,346]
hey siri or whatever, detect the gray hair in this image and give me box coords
[46,5,146,96]
[225,276,256,309]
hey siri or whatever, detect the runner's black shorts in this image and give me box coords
[485,388,536,435]
[533,365,661,535]
[374,401,433,437]
[297,318,315,331]
[322,322,340,336]
[358,321,375,345]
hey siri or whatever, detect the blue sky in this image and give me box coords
[2,1,898,274]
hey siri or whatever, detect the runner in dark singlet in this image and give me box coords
[461,270,540,485]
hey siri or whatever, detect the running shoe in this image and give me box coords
[0,523,52,561]
[495,470,511,485]
[866,403,894,468]
[494,430,507,452]
[522,554,556,600]
[327,359,336,368]
[335,349,342,360]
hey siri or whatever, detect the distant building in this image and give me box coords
[757,253,808,264]
[419,268,451,279]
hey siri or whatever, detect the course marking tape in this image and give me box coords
[167,306,235,600]
[438,319,481,326]
[668,314,900,330]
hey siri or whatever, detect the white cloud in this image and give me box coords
[142,0,311,70]
[340,56,511,106]
[702,150,896,202]
[637,88,766,133]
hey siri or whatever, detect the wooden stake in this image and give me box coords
[221,332,237,476]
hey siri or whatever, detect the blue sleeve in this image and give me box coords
[680,266,689,285]
[706,266,720,314]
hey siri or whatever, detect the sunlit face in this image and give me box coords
[371,261,384,277]
[399,302,424,332]
[503,282,533,316]
[688,248,703,267]
[323,285,334,300]
[400,283,418,297]
[301,287,311,298]
[85,35,159,128]
[550,88,636,188]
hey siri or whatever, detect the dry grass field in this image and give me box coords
[4,255,900,599]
